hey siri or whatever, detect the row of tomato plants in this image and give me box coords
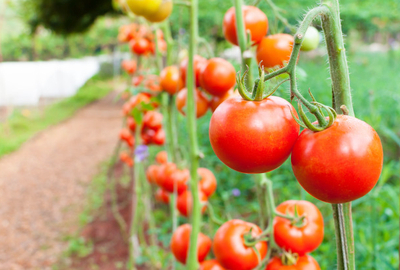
[112,0,384,269]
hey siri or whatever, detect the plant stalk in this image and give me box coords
[186,0,201,269]
[320,0,355,269]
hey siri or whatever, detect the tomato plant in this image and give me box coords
[131,38,151,55]
[176,190,208,217]
[209,96,299,173]
[146,164,160,184]
[274,200,324,255]
[160,65,184,95]
[171,224,212,264]
[256,34,294,69]
[223,6,268,46]
[198,168,217,197]
[176,88,209,118]
[199,58,236,96]
[266,255,320,270]
[155,188,170,204]
[180,55,207,87]
[213,219,268,270]
[291,115,383,203]
[156,163,189,194]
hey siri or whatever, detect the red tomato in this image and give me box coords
[171,224,212,264]
[209,89,240,112]
[155,188,170,204]
[127,117,136,132]
[274,200,324,256]
[266,255,320,270]
[213,219,268,270]
[200,259,226,270]
[223,6,268,46]
[256,34,294,69]
[199,58,236,96]
[129,93,152,109]
[121,60,137,75]
[156,151,168,164]
[160,66,184,95]
[291,115,383,203]
[209,96,299,173]
[141,129,156,145]
[177,190,208,217]
[176,88,209,118]
[143,111,163,131]
[198,168,217,197]
[146,164,160,184]
[119,128,132,142]
[156,163,189,194]
[153,128,166,145]
[180,55,207,87]
[149,38,167,54]
[120,152,133,167]
[131,38,151,55]
[132,75,144,86]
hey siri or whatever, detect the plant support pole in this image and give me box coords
[186,0,202,269]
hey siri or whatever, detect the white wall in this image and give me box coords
[0,57,100,106]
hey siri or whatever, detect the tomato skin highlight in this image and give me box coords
[171,224,212,264]
[291,115,383,203]
[213,219,268,270]
[199,58,236,96]
[256,34,294,69]
[265,255,321,270]
[223,6,268,46]
[274,200,324,256]
[200,259,226,270]
[209,96,300,174]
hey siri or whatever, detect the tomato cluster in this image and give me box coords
[146,152,217,217]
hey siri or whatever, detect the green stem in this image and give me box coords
[234,0,253,88]
[264,0,296,33]
[320,0,355,269]
[254,175,267,228]
[186,0,201,269]
[161,21,175,66]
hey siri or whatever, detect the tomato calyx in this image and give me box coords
[275,205,306,228]
[281,251,299,266]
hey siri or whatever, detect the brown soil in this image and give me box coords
[0,93,123,270]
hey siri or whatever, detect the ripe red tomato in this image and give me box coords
[177,190,208,217]
[160,66,184,95]
[171,224,212,264]
[119,128,132,142]
[127,117,136,132]
[198,168,217,197]
[180,55,207,87]
[155,188,170,204]
[223,6,268,46]
[156,163,189,194]
[213,219,268,270]
[141,129,156,145]
[274,200,324,256]
[200,259,226,270]
[209,96,299,173]
[199,58,236,96]
[209,89,240,112]
[143,111,163,131]
[156,151,168,164]
[266,255,320,270]
[146,164,160,184]
[153,128,165,145]
[256,34,294,69]
[291,115,383,203]
[121,60,137,75]
[131,38,151,55]
[120,152,133,167]
[176,88,209,118]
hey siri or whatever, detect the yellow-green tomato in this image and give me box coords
[301,26,320,51]
[145,0,173,23]
[126,0,162,16]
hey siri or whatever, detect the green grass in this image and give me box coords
[0,75,114,158]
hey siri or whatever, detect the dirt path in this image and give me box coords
[0,93,122,270]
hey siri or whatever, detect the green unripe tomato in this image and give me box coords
[301,26,320,51]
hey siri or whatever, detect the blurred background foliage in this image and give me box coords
[1,0,400,61]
